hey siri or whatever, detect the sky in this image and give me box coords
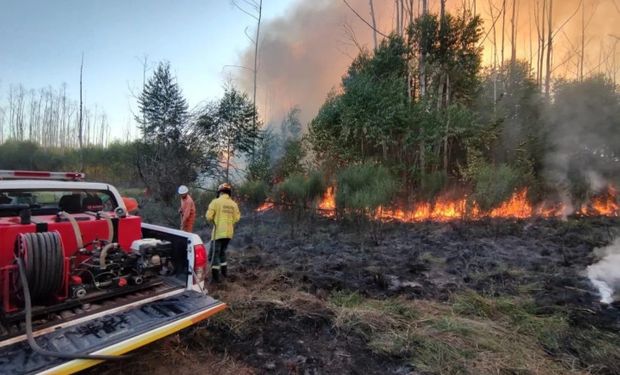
[0,0,297,138]
[1,0,618,141]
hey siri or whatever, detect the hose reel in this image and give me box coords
[15,231,65,303]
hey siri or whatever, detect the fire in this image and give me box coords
[318,186,336,212]
[579,186,619,217]
[256,185,619,222]
[313,185,619,222]
[256,201,274,212]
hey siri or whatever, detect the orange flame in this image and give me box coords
[317,186,618,222]
[319,186,336,216]
[256,201,274,212]
[257,185,619,222]
[579,186,619,216]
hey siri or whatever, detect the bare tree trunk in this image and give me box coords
[369,0,378,49]
[400,0,405,36]
[419,0,428,182]
[253,0,262,132]
[545,0,553,97]
[440,0,446,23]
[489,0,498,112]
[395,0,401,36]
[580,0,585,81]
[79,53,84,170]
[539,0,546,87]
[443,74,450,172]
[501,0,506,67]
[510,0,517,68]
[529,5,534,70]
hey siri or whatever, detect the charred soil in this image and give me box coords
[92,213,620,375]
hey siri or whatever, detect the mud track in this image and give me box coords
[92,215,620,375]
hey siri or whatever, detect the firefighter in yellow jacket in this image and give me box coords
[206,183,241,282]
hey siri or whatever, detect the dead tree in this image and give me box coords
[231,0,262,138]
[545,0,553,97]
[369,0,378,49]
[510,0,517,68]
[501,0,506,66]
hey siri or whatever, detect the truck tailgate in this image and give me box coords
[0,291,225,375]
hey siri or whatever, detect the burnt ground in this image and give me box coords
[91,213,620,375]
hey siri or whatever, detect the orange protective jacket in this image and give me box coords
[180,194,196,232]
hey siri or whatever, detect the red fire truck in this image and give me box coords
[0,170,225,374]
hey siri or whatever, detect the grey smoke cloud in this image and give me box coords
[544,78,620,205]
[236,0,619,127]
[235,0,391,126]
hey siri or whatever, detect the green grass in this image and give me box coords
[327,288,614,374]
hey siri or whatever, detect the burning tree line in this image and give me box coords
[243,5,620,225]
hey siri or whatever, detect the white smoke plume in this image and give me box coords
[588,238,620,304]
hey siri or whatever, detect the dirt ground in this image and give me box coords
[91,212,620,375]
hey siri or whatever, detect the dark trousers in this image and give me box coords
[209,238,230,270]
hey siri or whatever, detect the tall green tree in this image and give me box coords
[137,62,189,144]
[136,61,211,203]
[197,85,260,181]
[310,13,483,193]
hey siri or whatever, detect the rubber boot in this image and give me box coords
[221,265,228,278]
[211,268,221,283]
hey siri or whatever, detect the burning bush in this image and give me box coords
[273,171,325,234]
[472,163,523,211]
[336,163,397,243]
[238,180,270,209]
[336,163,397,214]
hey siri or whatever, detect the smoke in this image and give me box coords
[237,0,619,126]
[235,0,390,126]
[543,76,620,207]
[588,238,620,304]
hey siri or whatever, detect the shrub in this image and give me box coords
[273,171,326,235]
[275,174,307,206]
[420,171,448,201]
[238,180,270,208]
[472,163,522,211]
[336,163,397,244]
[336,163,397,214]
[274,171,325,208]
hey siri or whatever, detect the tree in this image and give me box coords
[135,61,210,203]
[196,85,260,181]
[137,62,189,144]
[247,129,276,183]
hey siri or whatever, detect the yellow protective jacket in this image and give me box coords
[206,194,241,240]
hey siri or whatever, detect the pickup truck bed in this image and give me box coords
[0,175,223,374]
[0,290,225,375]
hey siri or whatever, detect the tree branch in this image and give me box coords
[552,0,583,39]
[222,64,255,73]
[342,0,389,38]
[231,0,259,20]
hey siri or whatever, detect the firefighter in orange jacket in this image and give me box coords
[178,185,196,232]
[206,183,241,282]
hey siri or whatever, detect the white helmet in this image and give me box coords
[177,185,189,195]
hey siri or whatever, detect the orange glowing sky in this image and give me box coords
[238,0,620,125]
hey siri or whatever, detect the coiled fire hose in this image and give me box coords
[15,256,128,361]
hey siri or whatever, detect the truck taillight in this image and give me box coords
[193,244,207,283]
